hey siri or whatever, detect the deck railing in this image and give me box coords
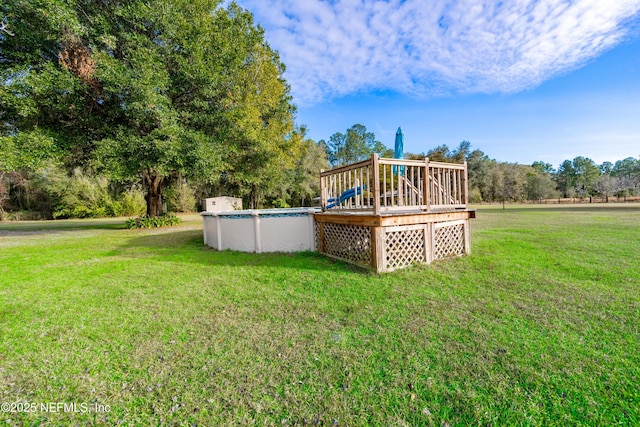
[320,153,468,214]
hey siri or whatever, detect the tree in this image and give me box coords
[556,160,576,198]
[611,157,640,199]
[554,157,600,199]
[486,165,504,204]
[323,132,347,167]
[423,141,470,164]
[451,140,471,163]
[405,152,427,160]
[571,157,599,198]
[500,163,526,206]
[525,168,557,202]
[484,162,527,207]
[286,128,328,206]
[1,1,296,215]
[323,124,390,167]
[612,157,640,182]
[425,144,453,162]
[532,161,555,175]
[594,174,618,203]
[466,148,494,202]
[599,161,613,175]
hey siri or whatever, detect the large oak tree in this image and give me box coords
[1,0,296,215]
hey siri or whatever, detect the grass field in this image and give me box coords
[1,204,639,426]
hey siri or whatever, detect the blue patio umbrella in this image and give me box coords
[393,127,404,175]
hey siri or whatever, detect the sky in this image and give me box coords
[234,0,640,168]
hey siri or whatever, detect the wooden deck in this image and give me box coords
[316,156,475,272]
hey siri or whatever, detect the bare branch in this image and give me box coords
[0,22,15,36]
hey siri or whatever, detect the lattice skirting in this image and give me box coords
[433,221,466,261]
[316,218,469,272]
[384,224,427,271]
[319,222,371,266]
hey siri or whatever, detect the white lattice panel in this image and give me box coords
[384,225,426,271]
[322,223,371,265]
[433,221,465,260]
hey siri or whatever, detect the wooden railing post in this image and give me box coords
[397,166,403,207]
[423,157,430,212]
[320,169,326,211]
[373,154,381,215]
[463,161,469,206]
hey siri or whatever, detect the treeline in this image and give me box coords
[413,142,640,204]
[2,120,639,220]
[0,135,327,220]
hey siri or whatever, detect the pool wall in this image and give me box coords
[201,208,319,253]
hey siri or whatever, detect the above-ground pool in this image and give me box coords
[201,208,319,253]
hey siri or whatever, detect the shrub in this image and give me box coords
[119,186,146,216]
[53,205,107,219]
[125,214,181,229]
[105,200,123,217]
[42,166,146,219]
[5,210,49,221]
[46,167,115,219]
[271,197,290,208]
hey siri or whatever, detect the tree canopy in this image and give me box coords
[1,0,297,214]
[322,124,391,167]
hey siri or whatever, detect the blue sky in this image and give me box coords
[235,0,640,168]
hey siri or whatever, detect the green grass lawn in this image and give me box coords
[1,205,639,426]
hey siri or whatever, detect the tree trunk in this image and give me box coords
[248,186,261,209]
[143,170,164,217]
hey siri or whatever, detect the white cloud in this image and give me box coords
[236,0,640,105]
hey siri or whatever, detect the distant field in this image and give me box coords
[1,205,639,426]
